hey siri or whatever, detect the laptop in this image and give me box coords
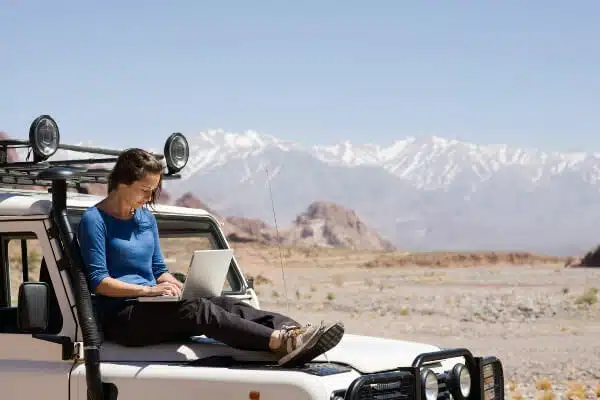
[137,249,234,302]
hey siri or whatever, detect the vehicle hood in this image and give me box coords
[101,333,464,375]
[312,333,446,374]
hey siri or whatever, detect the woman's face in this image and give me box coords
[121,172,161,209]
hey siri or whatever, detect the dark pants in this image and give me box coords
[102,296,300,351]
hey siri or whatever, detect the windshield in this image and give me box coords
[67,209,245,294]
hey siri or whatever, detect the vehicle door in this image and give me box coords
[0,218,74,400]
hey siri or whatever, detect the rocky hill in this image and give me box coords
[171,193,395,251]
[280,201,396,251]
[224,216,280,244]
[174,192,213,211]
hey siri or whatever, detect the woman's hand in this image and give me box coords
[147,281,182,297]
[156,272,184,290]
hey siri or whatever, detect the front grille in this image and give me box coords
[357,379,414,400]
[347,370,415,400]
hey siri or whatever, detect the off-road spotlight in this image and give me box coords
[29,115,60,161]
[421,369,439,400]
[448,363,472,399]
[163,132,189,174]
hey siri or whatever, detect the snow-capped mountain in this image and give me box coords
[155,129,600,256]
[176,130,600,189]
[24,129,600,255]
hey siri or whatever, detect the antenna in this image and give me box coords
[265,166,290,315]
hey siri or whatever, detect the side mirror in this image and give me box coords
[17,282,49,333]
[247,278,254,290]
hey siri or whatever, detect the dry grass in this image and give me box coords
[514,379,600,400]
[508,381,521,399]
[565,381,588,399]
[534,378,556,400]
[536,378,553,391]
[575,287,598,306]
[536,390,556,400]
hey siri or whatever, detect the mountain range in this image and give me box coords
[9,129,600,256]
[160,130,600,256]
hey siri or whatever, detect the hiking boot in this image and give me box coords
[276,320,345,367]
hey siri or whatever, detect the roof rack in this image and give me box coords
[0,114,190,188]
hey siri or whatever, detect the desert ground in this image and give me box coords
[8,239,600,399]
[230,243,600,400]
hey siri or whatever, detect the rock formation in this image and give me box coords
[224,216,280,243]
[281,201,396,251]
[171,193,395,250]
[174,192,217,213]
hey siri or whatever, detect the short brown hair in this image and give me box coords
[107,148,164,205]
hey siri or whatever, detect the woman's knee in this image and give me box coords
[181,297,221,320]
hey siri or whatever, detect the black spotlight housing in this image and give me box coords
[28,115,60,162]
[163,132,189,174]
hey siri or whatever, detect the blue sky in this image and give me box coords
[1,1,599,153]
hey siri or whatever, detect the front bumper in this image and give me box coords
[333,348,504,400]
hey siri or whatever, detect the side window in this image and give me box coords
[6,237,42,306]
[0,233,63,334]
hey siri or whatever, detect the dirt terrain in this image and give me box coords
[8,238,599,399]
[230,244,600,400]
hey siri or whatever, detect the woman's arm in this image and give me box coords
[95,276,180,297]
[95,277,155,297]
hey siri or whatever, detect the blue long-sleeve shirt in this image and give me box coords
[77,205,168,320]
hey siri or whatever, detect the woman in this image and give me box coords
[77,148,345,367]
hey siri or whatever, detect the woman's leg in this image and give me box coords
[103,298,274,351]
[200,296,346,365]
[206,295,301,330]
[102,298,346,367]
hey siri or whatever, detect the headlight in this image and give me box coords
[421,369,439,400]
[449,363,472,399]
[29,115,60,161]
[163,132,189,174]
